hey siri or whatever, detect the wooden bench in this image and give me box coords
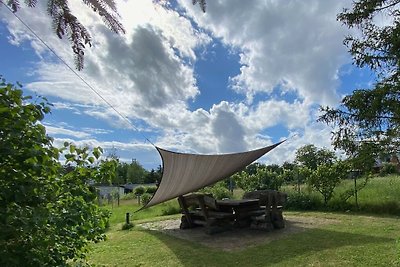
[178,194,235,234]
[243,190,287,230]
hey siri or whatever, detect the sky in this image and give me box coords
[0,0,376,170]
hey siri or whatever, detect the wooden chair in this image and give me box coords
[178,193,235,234]
[243,190,286,230]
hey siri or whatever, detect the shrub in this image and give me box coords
[145,186,157,194]
[134,186,146,196]
[121,192,136,200]
[161,202,181,215]
[200,182,232,200]
[234,167,283,192]
[0,79,111,266]
[285,192,322,210]
[326,197,354,211]
[140,193,152,206]
[308,162,349,205]
[379,163,399,176]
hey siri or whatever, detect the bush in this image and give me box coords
[121,192,136,200]
[0,79,110,266]
[200,182,232,200]
[134,186,146,196]
[285,192,322,210]
[379,163,399,176]
[326,197,354,211]
[140,193,152,206]
[308,162,349,205]
[161,202,181,215]
[145,186,157,194]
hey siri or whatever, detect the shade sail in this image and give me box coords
[143,140,284,209]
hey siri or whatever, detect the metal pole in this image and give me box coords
[354,176,359,210]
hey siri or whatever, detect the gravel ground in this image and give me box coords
[139,215,338,251]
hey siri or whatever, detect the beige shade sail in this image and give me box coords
[143,140,285,209]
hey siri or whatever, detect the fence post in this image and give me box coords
[126,212,130,225]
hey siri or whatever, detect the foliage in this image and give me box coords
[234,164,283,192]
[380,162,399,176]
[140,193,152,206]
[126,159,147,184]
[337,173,371,204]
[120,192,136,200]
[200,181,232,200]
[144,165,162,184]
[295,144,337,170]
[192,0,207,12]
[308,162,350,205]
[285,192,323,210]
[161,201,181,216]
[4,0,125,70]
[134,186,146,196]
[0,78,111,266]
[319,0,400,157]
[280,164,311,187]
[3,1,207,70]
[145,185,158,194]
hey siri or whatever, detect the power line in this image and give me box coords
[1,1,155,146]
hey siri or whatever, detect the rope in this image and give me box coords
[1,1,155,146]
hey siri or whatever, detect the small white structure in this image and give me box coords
[95,185,125,198]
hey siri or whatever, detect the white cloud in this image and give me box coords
[44,124,92,139]
[44,123,113,139]
[178,0,351,106]
[1,0,352,166]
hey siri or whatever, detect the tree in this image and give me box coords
[3,0,207,70]
[295,144,336,170]
[319,0,400,157]
[0,77,111,266]
[308,162,349,205]
[126,159,147,184]
[233,164,283,192]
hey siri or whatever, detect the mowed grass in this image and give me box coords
[88,211,400,267]
[89,176,400,266]
[105,199,181,226]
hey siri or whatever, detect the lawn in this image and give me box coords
[89,207,400,266]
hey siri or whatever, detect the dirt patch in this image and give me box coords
[139,215,339,251]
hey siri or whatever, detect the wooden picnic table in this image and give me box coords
[216,199,264,227]
[178,192,285,233]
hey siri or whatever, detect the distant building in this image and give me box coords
[95,185,125,198]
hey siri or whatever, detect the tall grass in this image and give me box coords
[336,175,400,214]
[282,175,400,215]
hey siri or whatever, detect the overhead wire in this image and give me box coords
[1,1,155,147]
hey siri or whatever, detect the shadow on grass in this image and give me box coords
[143,226,393,266]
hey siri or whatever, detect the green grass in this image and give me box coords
[336,175,400,213]
[88,177,400,266]
[105,199,181,226]
[282,175,400,215]
[88,211,400,266]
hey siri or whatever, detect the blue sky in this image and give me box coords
[0,0,376,170]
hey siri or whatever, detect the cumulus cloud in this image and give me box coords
[0,0,352,166]
[178,0,351,105]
